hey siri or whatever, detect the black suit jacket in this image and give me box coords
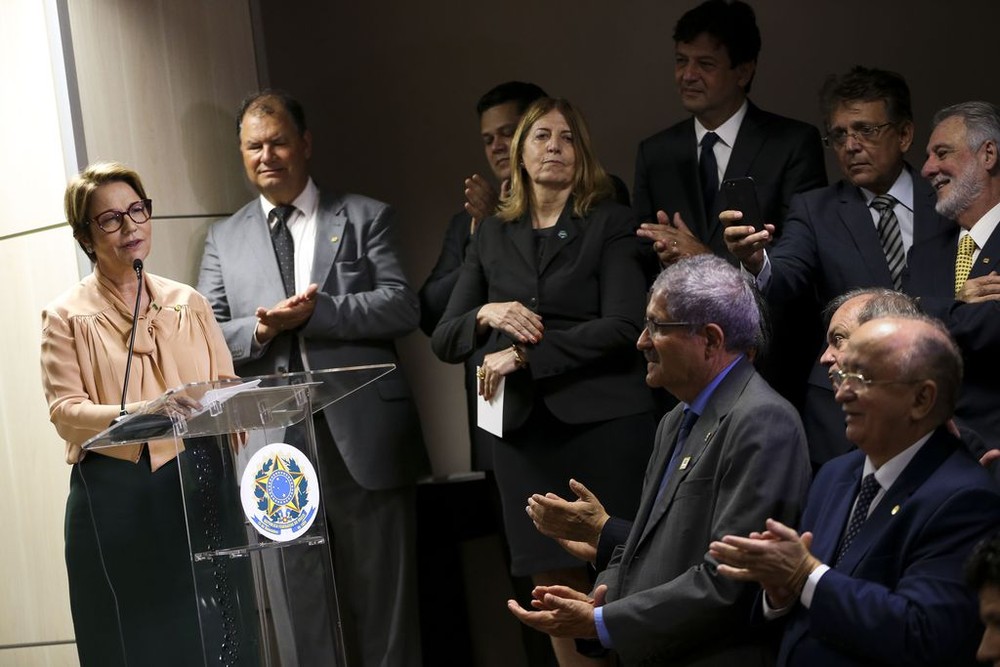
[632,101,826,255]
[431,198,654,431]
[905,218,1000,450]
[765,172,951,467]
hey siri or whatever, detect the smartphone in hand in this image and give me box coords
[722,177,765,233]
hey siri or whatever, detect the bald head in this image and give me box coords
[835,315,961,463]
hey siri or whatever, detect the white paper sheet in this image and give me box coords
[476,377,505,437]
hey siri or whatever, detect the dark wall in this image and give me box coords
[253,0,1000,473]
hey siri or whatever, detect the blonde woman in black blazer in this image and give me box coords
[432,97,655,665]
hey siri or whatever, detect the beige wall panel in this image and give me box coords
[67,0,257,220]
[0,644,79,667]
[0,228,80,648]
[143,215,226,287]
[0,0,71,236]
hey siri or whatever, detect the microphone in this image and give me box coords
[117,258,144,418]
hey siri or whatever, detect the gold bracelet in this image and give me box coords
[511,344,528,368]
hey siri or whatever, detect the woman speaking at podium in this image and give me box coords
[40,162,240,666]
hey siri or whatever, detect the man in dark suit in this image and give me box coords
[908,101,1000,453]
[711,315,1000,666]
[725,66,952,468]
[633,0,825,264]
[197,90,428,666]
[508,255,811,665]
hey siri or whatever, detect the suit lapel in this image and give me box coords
[311,193,347,285]
[911,172,951,246]
[240,204,287,304]
[716,104,766,243]
[634,359,755,550]
[502,215,537,273]
[971,224,1000,279]
[836,182,895,285]
[671,120,706,238]
[834,429,955,573]
[809,456,864,563]
[537,203,581,276]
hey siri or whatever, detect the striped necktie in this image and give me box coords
[871,195,904,290]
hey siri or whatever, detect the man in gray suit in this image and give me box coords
[198,90,428,666]
[509,255,811,665]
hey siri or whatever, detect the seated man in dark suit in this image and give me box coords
[908,100,1000,453]
[711,314,1000,666]
[509,255,811,665]
[966,532,1000,667]
[725,66,952,465]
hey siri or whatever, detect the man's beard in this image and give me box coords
[935,160,985,220]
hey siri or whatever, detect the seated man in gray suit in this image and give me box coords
[509,255,811,665]
[198,90,428,667]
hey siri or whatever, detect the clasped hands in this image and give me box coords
[464,174,509,234]
[255,283,319,344]
[709,518,821,610]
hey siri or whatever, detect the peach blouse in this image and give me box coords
[41,266,235,471]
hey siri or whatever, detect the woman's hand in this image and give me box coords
[478,347,524,401]
[476,301,544,343]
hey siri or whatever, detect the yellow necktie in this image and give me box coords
[954,234,977,295]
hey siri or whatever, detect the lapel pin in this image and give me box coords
[704,431,713,442]
[679,456,691,470]
[557,230,568,239]
[330,235,339,243]
[983,257,991,265]
[891,504,900,515]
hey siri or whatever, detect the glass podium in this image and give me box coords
[82,364,395,666]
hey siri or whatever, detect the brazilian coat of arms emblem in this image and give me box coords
[240,444,319,542]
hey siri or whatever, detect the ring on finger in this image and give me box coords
[477,366,486,380]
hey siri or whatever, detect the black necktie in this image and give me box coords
[654,409,700,505]
[269,204,297,298]
[699,132,720,219]
[834,473,880,566]
[871,195,904,290]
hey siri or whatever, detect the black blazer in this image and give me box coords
[431,198,654,431]
[632,101,827,255]
[905,219,1000,450]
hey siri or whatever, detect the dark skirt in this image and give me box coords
[66,444,258,667]
[492,402,656,577]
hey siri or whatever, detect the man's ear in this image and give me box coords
[910,380,938,422]
[703,322,726,356]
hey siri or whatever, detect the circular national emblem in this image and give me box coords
[240,443,319,542]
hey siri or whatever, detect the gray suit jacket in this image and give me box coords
[198,190,429,490]
[595,358,811,666]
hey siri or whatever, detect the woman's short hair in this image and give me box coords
[498,97,613,222]
[65,162,147,262]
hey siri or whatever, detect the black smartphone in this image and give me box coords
[722,176,765,233]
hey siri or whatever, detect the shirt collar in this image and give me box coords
[685,354,744,417]
[859,164,914,213]
[966,200,1000,249]
[861,430,933,490]
[694,100,749,149]
[260,178,319,224]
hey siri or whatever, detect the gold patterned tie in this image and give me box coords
[954,234,976,295]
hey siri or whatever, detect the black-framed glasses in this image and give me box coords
[644,317,692,337]
[830,368,921,392]
[90,199,153,233]
[823,122,894,148]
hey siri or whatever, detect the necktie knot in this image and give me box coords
[269,204,296,228]
[701,132,719,150]
[870,194,897,214]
